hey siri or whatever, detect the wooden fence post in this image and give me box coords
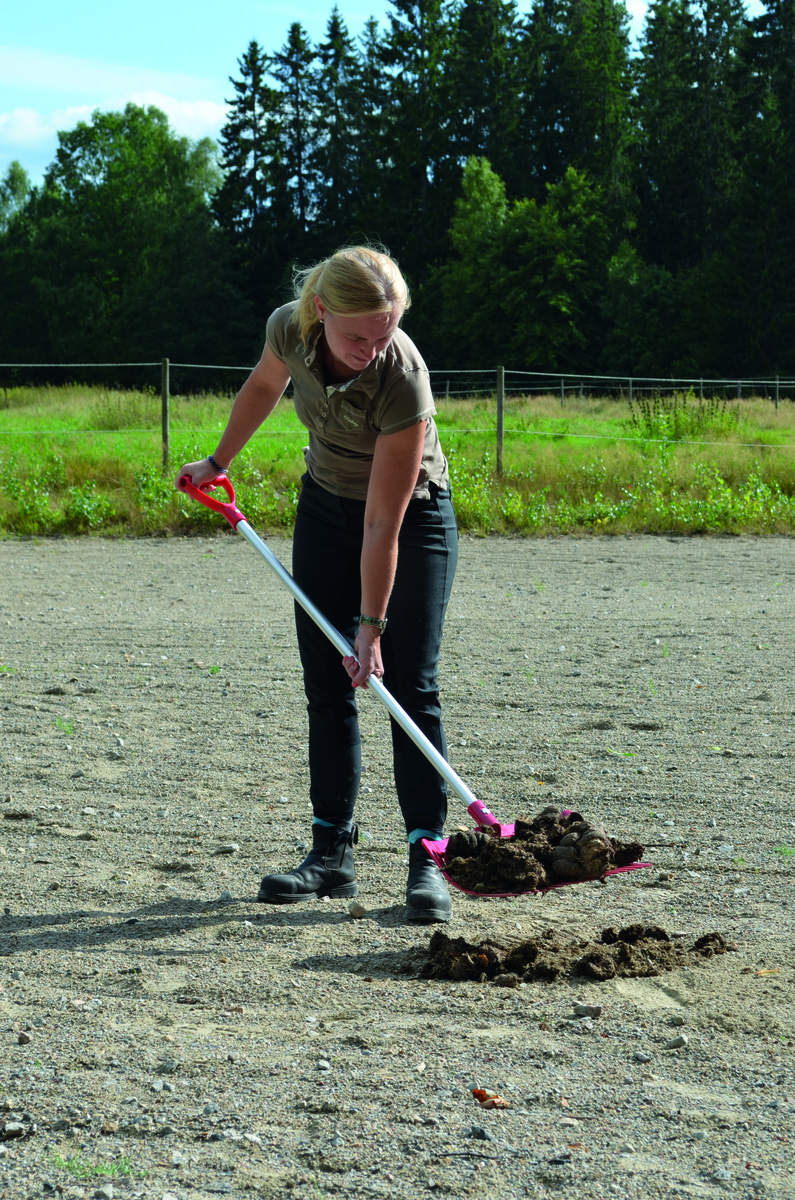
[628,377,633,404]
[445,378,449,402]
[496,365,505,477]
[161,358,170,471]
[775,374,779,410]
[560,377,565,407]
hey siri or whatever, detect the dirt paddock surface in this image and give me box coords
[1,532,794,1200]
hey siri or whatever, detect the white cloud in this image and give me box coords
[0,104,94,146]
[123,93,227,141]
[0,45,218,100]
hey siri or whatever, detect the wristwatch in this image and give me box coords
[357,614,388,632]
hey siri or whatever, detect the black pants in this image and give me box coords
[292,473,458,838]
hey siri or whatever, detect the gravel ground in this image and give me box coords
[1,532,794,1200]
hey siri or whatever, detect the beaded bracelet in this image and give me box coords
[207,455,228,474]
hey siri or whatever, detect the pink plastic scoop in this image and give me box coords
[421,800,650,898]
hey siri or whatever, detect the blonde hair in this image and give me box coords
[292,246,410,346]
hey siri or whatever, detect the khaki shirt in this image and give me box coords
[266,302,449,501]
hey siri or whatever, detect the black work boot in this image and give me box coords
[257,824,358,904]
[405,840,452,923]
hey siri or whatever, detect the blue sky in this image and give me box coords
[1,0,762,183]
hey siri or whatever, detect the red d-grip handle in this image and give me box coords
[178,473,247,528]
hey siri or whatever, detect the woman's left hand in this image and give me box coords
[343,625,384,689]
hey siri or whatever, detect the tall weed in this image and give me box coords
[627,391,741,441]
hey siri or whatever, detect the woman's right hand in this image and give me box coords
[175,458,223,492]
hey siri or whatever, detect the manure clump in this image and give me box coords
[422,926,736,984]
[443,805,644,894]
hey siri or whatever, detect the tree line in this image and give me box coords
[2,0,795,381]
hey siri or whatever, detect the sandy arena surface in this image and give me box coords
[1,532,794,1199]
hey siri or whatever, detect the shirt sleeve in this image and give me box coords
[376,368,437,435]
[265,305,291,362]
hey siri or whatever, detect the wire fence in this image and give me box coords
[3,360,795,400]
[427,368,795,405]
[2,359,793,475]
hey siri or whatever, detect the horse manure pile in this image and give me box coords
[422,925,736,984]
[443,805,644,894]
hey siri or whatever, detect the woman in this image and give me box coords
[177,247,457,923]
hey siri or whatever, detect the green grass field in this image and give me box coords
[1,385,793,536]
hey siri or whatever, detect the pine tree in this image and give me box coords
[517,0,633,224]
[214,41,281,241]
[699,0,795,371]
[348,17,392,245]
[310,7,361,249]
[270,23,316,240]
[634,0,746,271]
[447,0,523,193]
[378,0,458,280]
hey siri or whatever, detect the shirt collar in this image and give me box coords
[304,325,383,399]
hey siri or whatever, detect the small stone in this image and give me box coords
[573,1003,602,1018]
[156,1059,178,1074]
[493,973,519,988]
[415,1061,426,1073]
[560,1116,579,1127]
[214,844,240,855]
[278,796,289,804]
[203,1102,219,1115]
[242,1132,262,1146]
[170,1150,185,1166]
[1,1121,26,1137]
[711,1168,731,1182]
[664,1034,688,1050]
[17,1032,32,1045]
[469,1125,495,1142]
[161,1193,180,1200]
[163,1081,175,1093]
[316,1059,331,1072]
[669,1014,686,1026]
[620,1142,636,1154]
[10,970,23,981]
[150,1079,164,1093]
[92,1187,114,1200]
[108,751,123,761]
[330,1133,344,1148]
[348,901,367,919]
[218,890,233,903]
[157,1125,176,1136]
[632,1051,651,1063]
